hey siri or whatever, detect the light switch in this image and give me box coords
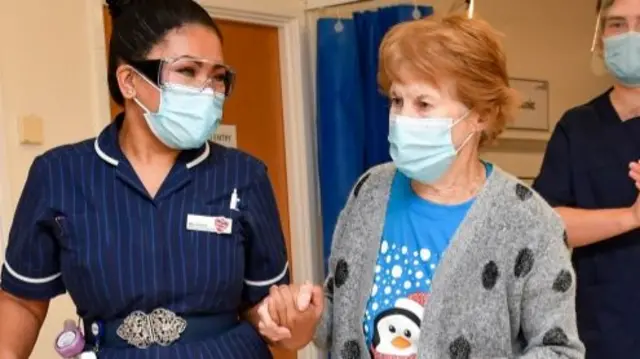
[19,114,44,145]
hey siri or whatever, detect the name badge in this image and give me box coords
[186,214,233,234]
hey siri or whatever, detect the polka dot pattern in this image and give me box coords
[449,336,471,359]
[552,270,572,293]
[326,276,335,295]
[353,173,370,198]
[340,340,360,359]
[542,327,569,346]
[514,248,534,278]
[515,183,533,201]
[517,328,528,350]
[335,259,349,288]
[481,261,500,290]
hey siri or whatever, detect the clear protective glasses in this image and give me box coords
[589,0,629,75]
[448,0,475,19]
[590,0,640,52]
[128,56,236,97]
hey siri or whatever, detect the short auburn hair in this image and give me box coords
[378,14,519,146]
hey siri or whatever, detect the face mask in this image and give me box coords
[388,113,474,184]
[604,31,640,87]
[135,81,225,150]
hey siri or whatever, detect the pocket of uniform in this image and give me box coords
[54,215,70,239]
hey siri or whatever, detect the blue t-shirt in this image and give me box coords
[363,164,492,357]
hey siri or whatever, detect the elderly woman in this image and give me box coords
[259,14,585,359]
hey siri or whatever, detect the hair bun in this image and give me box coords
[106,0,137,19]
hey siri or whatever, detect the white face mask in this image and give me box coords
[388,112,474,184]
[134,73,225,150]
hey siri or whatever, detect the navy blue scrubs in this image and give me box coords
[0,115,290,358]
[533,89,640,359]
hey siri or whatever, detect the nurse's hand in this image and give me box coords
[256,299,292,343]
[258,282,323,350]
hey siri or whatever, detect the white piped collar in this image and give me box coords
[94,119,211,169]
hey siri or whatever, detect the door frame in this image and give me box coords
[86,2,323,359]
[0,66,9,262]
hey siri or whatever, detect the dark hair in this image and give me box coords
[106,0,223,105]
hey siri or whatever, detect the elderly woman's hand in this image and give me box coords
[257,282,323,350]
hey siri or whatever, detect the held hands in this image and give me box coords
[257,282,324,351]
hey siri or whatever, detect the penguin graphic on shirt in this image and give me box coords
[370,292,428,359]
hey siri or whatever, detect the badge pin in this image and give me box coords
[187,214,233,234]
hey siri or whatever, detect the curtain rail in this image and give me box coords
[304,0,375,11]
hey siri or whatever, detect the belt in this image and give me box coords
[84,309,239,349]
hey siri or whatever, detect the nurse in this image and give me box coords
[0,0,299,358]
[533,0,640,357]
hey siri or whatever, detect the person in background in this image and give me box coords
[0,0,314,358]
[532,0,640,357]
[260,14,584,359]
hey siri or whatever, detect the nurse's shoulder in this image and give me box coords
[554,89,611,135]
[41,137,97,157]
[28,137,99,179]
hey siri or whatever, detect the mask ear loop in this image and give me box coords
[455,132,476,153]
[131,67,162,114]
[448,110,472,129]
[449,110,476,152]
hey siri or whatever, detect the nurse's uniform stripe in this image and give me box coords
[244,261,289,287]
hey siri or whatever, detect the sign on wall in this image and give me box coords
[212,124,238,148]
[508,78,550,131]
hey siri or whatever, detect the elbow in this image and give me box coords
[552,207,580,249]
[0,290,49,356]
[0,290,49,325]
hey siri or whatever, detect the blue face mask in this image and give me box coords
[388,113,474,184]
[604,31,640,87]
[135,82,224,150]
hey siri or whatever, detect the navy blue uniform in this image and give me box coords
[0,116,290,358]
[533,89,640,359]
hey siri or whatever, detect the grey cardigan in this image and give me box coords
[314,163,585,359]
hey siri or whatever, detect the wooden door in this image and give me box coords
[103,7,122,118]
[103,10,296,359]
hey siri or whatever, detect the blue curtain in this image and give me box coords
[317,5,434,271]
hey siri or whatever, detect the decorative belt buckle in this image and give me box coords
[116,308,187,349]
